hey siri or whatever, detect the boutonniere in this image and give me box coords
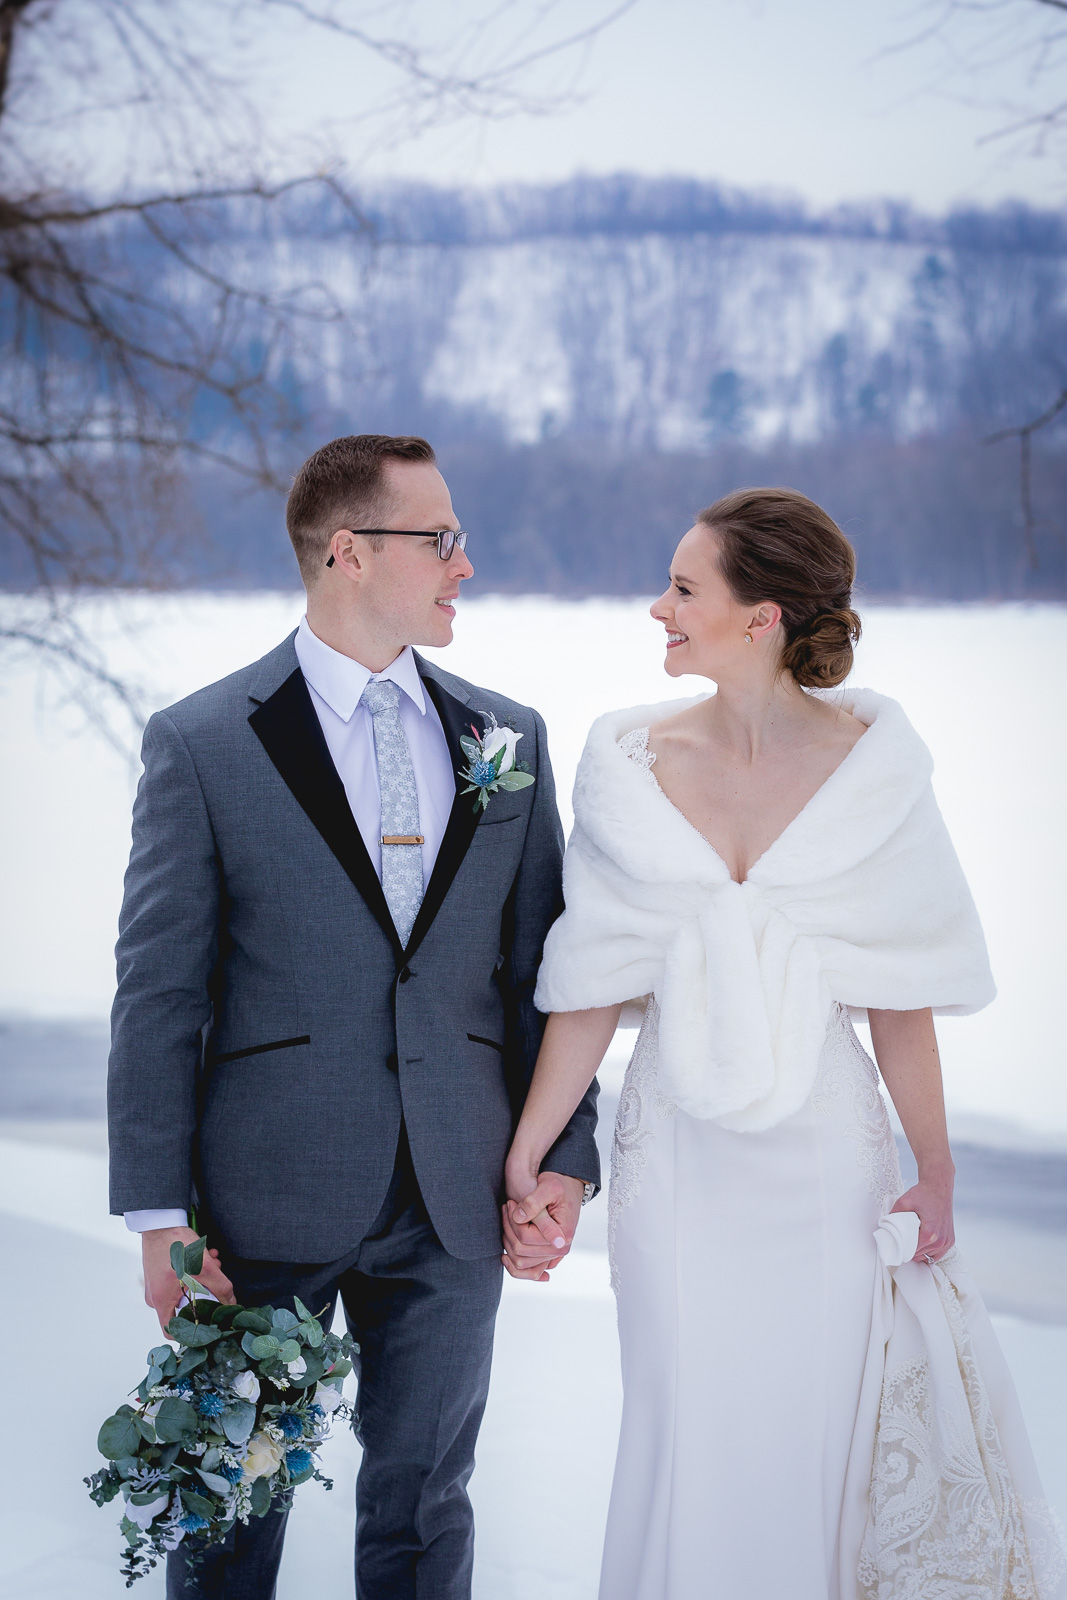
[459,712,535,813]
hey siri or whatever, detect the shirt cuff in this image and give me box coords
[124,1209,189,1233]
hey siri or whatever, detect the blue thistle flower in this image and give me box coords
[179,1513,210,1533]
[307,1404,324,1422]
[277,1412,304,1441]
[470,758,496,788]
[174,1378,193,1394]
[220,1463,243,1484]
[197,1391,226,1418]
[285,1447,312,1477]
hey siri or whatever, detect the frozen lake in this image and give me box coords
[1,591,1065,1135]
[2,593,1066,1597]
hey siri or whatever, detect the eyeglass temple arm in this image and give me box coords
[324,530,461,567]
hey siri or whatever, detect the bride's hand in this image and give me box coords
[891,1169,955,1263]
[501,1155,580,1281]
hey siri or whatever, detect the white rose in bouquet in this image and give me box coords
[124,1492,170,1530]
[242,1432,284,1481]
[286,1357,307,1379]
[231,1370,260,1403]
[314,1382,344,1414]
[481,723,522,774]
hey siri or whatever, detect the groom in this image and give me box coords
[107,433,600,1598]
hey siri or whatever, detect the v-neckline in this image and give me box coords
[626,721,870,886]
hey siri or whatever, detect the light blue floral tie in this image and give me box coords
[360,678,424,946]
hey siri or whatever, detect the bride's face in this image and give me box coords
[650,525,765,679]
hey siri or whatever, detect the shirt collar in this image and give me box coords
[295,617,428,723]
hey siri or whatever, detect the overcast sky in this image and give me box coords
[271,0,1066,212]
[21,1,1063,214]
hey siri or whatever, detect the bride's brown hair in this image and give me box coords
[697,487,861,688]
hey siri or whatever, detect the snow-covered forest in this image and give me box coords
[4,176,1065,597]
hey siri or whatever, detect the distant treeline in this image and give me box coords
[2,436,1062,601]
[274,174,1067,256]
[7,432,1041,602]
[3,176,1066,601]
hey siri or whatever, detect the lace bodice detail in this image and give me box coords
[618,726,657,784]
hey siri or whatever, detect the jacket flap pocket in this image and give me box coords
[214,1035,310,1065]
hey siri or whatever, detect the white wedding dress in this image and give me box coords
[534,695,1065,1600]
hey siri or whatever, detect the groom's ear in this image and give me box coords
[324,529,367,582]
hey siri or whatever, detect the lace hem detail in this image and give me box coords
[811,1005,903,1215]
[859,1265,1067,1597]
[617,726,656,783]
[608,998,674,1294]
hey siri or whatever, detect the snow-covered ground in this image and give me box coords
[1,1132,1064,1600]
[2,593,1066,1595]
[1,593,1065,1133]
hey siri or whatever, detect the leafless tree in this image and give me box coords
[900,1,1067,561]
[984,387,1067,565]
[0,0,636,744]
[906,1,1067,166]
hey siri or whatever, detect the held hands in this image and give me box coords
[891,1166,955,1264]
[501,1165,586,1283]
[141,1225,236,1332]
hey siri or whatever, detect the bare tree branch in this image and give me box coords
[264,0,639,101]
[0,611,149,757]
[0,2,34,124]
[983,387,1067,566]
[0,2,633,746]
[899,2,1067,563]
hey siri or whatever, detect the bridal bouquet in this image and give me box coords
[85,1238,356,1586]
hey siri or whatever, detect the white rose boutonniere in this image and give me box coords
[459,712,535,813]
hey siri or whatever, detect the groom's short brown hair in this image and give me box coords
[286,434,436,580]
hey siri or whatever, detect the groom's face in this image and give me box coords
[332,459,474,651]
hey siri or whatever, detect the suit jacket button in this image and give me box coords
[386,1052,398,1073]
[398,967,412,983]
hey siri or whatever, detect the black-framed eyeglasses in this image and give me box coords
[326,529,468,567]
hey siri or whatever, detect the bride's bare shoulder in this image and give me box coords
[647,701,708,748]
[815,701,868,753]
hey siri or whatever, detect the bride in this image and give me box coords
[501,488,1065,1599]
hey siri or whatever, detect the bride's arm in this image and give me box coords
[502,1004,623,1281]
[868,1006,956,1262]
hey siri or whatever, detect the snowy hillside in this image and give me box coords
[274,177,1067,451]
[4,178,1065,596]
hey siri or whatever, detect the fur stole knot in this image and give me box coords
[535,687,995,1130]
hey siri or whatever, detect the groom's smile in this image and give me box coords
[312,456,475,666]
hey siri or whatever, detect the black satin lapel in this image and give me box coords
[404,675,484,960]
[249,669,402,957]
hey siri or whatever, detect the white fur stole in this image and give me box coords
[535,688,995,1130]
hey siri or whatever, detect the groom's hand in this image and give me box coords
[501,1172,585,1282]
[142,1226,236,1332]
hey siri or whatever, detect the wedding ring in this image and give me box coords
[922,1252,935,1264]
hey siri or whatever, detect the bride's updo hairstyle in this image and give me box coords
[697,488,862,688]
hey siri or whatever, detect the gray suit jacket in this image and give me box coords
[108,633,599,1260]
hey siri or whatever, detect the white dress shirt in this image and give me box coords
[125,619,457,1234]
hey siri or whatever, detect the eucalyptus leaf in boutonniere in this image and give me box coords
[458,712,535,813]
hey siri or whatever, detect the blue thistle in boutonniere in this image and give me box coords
[459,712,535,813]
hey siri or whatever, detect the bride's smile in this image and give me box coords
[502,484,1053,1600]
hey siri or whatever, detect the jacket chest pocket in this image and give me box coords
[469,813,524,841]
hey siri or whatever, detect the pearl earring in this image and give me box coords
[744,633,753,643]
